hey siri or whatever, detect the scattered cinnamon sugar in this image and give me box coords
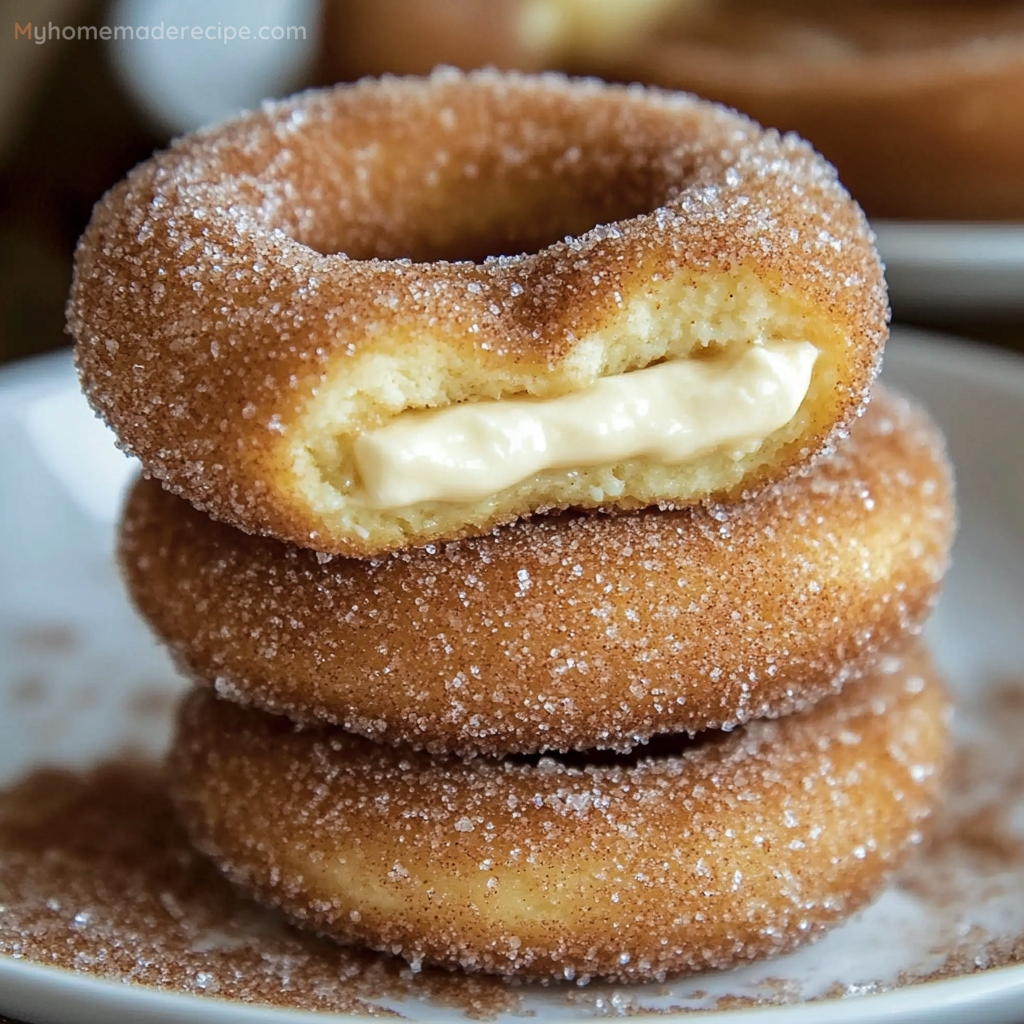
[9,675,46,707]
[0,761,518,1020]
[904,683,1024,884]
[12,624,78,654]
[1,677,1023,1018]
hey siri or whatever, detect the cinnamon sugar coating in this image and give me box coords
[71,69,886,556]
[120,387,954,757]
[590,1,1024,220]
[169,645,950,983]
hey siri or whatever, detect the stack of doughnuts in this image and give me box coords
[70,71,956,983]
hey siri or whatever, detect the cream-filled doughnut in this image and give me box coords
[72,70,886,556]
[121,387,953,756]
[169,645,950,982]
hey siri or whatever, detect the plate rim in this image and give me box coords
[2,931,1023,1024]
[2,327,1024,1022]
[871,221,1024,268]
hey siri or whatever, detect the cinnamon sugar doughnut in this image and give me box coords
[591,1,1024,220]
[71,70,887,557]
[169,645,950,982]
[120,386,954,756]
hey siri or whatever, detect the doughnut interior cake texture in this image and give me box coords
[70,70,887,555]
[119,387,955,756]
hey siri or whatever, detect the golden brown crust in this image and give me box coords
[168,646,950,982]
[595,2,1024,220]
[72,70,886,556]
[120,387,954,756]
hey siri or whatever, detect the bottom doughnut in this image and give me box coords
[169,646,949,983]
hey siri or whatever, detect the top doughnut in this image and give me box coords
[70,69,887,556]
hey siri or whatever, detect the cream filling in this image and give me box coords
[353,340,817,510]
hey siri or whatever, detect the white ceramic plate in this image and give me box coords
[872,222,1024,314]
[2,328,1024,1023]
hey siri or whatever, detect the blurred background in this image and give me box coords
[1,0,1022,368]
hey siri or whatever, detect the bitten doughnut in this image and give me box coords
[121,386,954,756]
[169,646,950,982]
[71,70,887,557]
